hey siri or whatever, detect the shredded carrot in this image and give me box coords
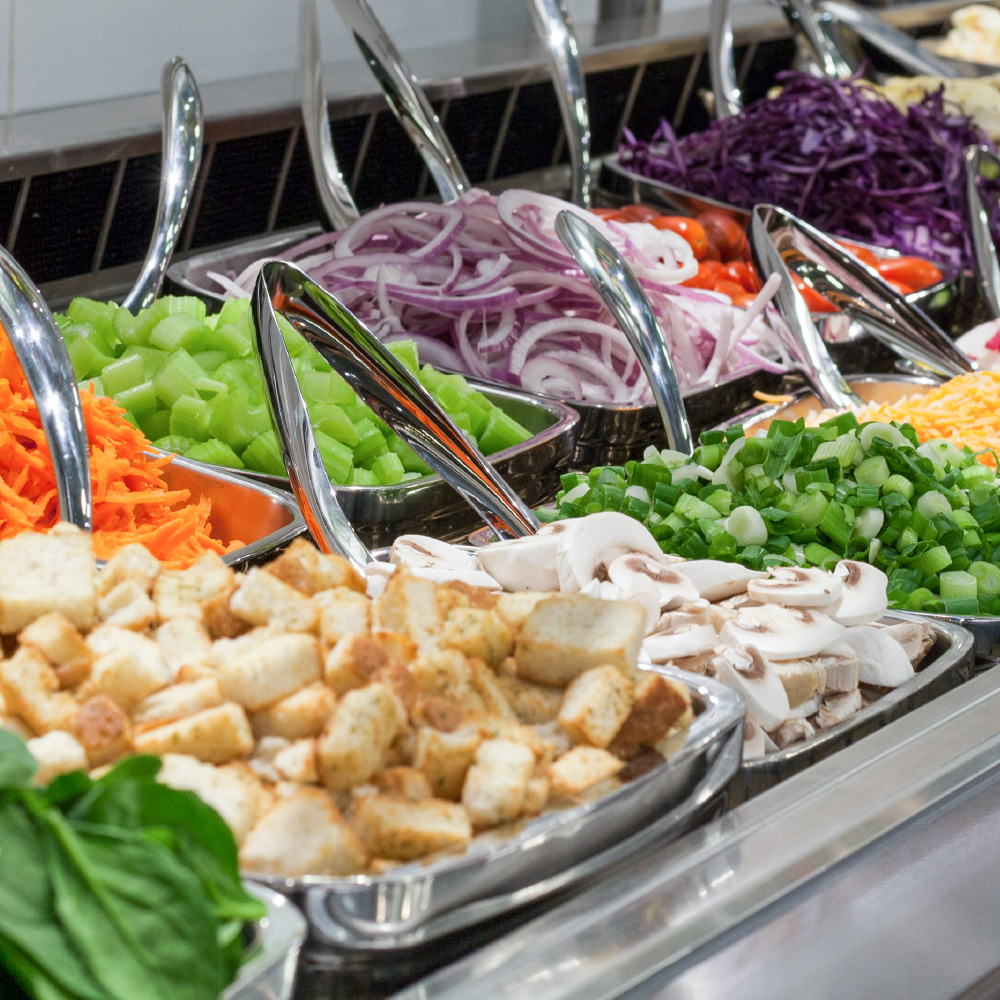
[855,371,1000,468]
[0,328,244,568]
[753,390,795,404]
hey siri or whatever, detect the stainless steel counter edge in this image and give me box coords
[393,663,1000,1000]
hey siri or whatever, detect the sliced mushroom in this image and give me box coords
[827,560,889,627]
[672,649,720,676]
[674,560,767,601]
[655,599,713,631]
[554,511,667,592]
[582,573,660,633]
[839,626,915,688]
[747,566,843,608]
[390,535,501,590]
[774,716,816,748]
[814,641,859,694]
[716,592,762,611]
[712,644,790,732]
[718,605,845,661]
[771,657,825,708]
[743,715,766,760]
[642,624,719,663]
[880,621,935,666]
[607,552,700,612]
[816,688,864,729]
[785,693,821,720]
[477,533,561,591]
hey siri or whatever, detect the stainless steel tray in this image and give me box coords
[249,667,744,953]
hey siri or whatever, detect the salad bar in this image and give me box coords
[11,0,1000,997]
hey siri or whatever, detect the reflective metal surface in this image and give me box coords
[966,144,1000,320]
[122,57,202,314]
[709,0,741,119]
[772,0,859,79]
[750,205,864,410]
[328,0,469,202]
[253,260,539,540]
[0,243,91,529]
[250,667,744,951]
[527,0,592,207]
[555,210,693,453]
[301,0,361,230]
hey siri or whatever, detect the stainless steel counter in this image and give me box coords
[395,665,1000,1000]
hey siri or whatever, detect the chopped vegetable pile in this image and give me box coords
[0,732,265,1000]
[58,296,531,486]
[618,71,1000,270]
[554,411,1000,616]
[0,325,237,568]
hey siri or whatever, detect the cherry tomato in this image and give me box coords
[590,208,621,221]
[616,203,661,223]
[884,278,914,296]
[723,261,756,293]
[714,279,748,301]
[731,291,758,309]
[793,277,837,313]
[701,239,722,262]
[875,257,943,292]
[681,260,725,289]
[697,211,747,262]
[651,216,709,260]
[836,240,879,267]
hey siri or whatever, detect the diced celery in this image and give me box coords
[434,381,466,413]
[67,298,118,341]
[114,379,159,418]
[153,349,204,407]
[121,345,169,379]
[192,350,228,373]
[241,431,286,477]
[194,377,229,400]
[352,467,377,486]
[79,376,105,397]
[149,313,210,353]
[309,402,359,447]
[390,436,432,475]
[314,429,354,484]
[371,451,405,485]
[353,418,388,465]
[153,434,198,454]
[138,410,171,441]
[214,323,252,359]
[386,339,420,375]
[184,438,244,469]
[169,394,211,441]
[417,364,446,392]
[215,297,251,329]
[100,354,146,395]
[65,334,113,381]
[478,408,531,454]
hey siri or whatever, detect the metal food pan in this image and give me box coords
[249,667,743,954]
[735,611,975,803]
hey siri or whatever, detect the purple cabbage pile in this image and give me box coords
[619,71,1000,270]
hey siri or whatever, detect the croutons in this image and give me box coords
[240,788,368,876]
[96,543,161,597]
[229,567,319,633]
[351,794,471,861]
[374,766,432,801]
[272,738,319,784]
[0,645,79,733]
[248,682,335,740]
[548,746,623,799]
[131,677,224,729]
[264,539,366,596]
[609,674,690,759]
[374,571,448,650]
[155,617,213,677]
[133,702,254,763]
[80,629,170,709]
[557,666,634,749]
[461,738,535,828]
[153,552,235,622]
[17,613,92,688]
[27,730,88,784]
[0,524,95,633]
[314,587,372,648]
[215,633,321,710]
[316,683,406,791]
[515,594,645,686]
[441,607,514,668]
[497,675,563,724]
[96,580,157,631]
[323,631,416,695]
[73,695,133,765]
[411,648,483,712]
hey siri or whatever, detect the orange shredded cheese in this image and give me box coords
[0,327,244,568]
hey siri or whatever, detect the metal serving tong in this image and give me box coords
[965,145,1000,320]
[526,0,591,207]
[251,261,538,566]
[122,57,203,313]
[754,204,975,379]
[0,245,92,530]
[709,0,742,119]
[554,210,694,453]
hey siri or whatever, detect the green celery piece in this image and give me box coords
[215,297,250,329]
[314,429,354,484]
[192,350,228,373]
[451,410,473,434]
[386,339,420,374]
[194,376,229,400]
[121,345,169,380]
[153,434,198,454]
[463,395,492,438]
[67,298,118,343]
[148,313,209,353]
[100,353,145,395]
[114,380,158,418]
[153,349,204,407]
[139,412,171,449]
[241,431,286,477]
[112,305,149,346]
[478,408,531,454]
[80,375,106,397]
[371,451,406,485]
[310,402,360,446]
[417,364,446,392]
[214,323,252,360]
[184,439,244,470]
[209,394,271,453]
[353,418,389,465]
[170,395,212,441]
[390,436,432,475]
[65,334,114,381]
[352,467,377,486]
[434,381,466,413]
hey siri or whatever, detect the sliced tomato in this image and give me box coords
[730,291,758,309]
[884,278,915,297]
[651,215,708,260]
[875,257,943,292]
[714,279,747,301]
[793,277,837,313]
[837,240,879,267]
[616,203,661,223]
[682,260,725,289]
[590,207,622,220]
[723,261,757,293]
[697,211,747,261]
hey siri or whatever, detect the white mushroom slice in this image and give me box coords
[827,560,889,627]
[816,688,864,729]
[762,730,779,753]
[771,657,824,708]
[579,578,626,603]
[607,553,700,612]
[839,626,915,688]
[718,605,845,661]
[746,566,843,608]
[554,512,667,591]
[364,561,397,599]
[716,592,762,611]
[655,599,712,631]
[785,694,821,720]
[774,717,816,748]
[880,621,935,666]
[672,650,719,676]
[581,575,660,633]
[390,535,501,590]
[712,645,790,732]
[673,560,766,601]
[642,624,719,663]
[743,715,766,760]
[814,641,859,694]
[477,534,561,592]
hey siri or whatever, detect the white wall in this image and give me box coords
[3,0,600,116]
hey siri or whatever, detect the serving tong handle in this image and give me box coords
[0,246,92,530]
[756,204,975,379]
[252,261,539,550]
[966,144,1000,320]
[773,0,859,80]
[709,0,742,119]
[555,210,694,454]
[122,57,203,314]
[526,0,591,207]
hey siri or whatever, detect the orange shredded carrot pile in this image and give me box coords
[0,328,243,568]
[855,371,1000,468]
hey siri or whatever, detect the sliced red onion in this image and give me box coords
[519,356,583,398]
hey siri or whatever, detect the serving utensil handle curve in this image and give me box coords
[709,0,742,119]
[966,144,1000,321]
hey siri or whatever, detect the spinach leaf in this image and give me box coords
[0,730,37,789]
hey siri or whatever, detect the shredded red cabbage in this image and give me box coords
[619,71,1000,270]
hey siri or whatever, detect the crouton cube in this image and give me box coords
[202,591,249,640]
[0,525,95,633]
[352,794,471,861]
[0,646,78,733]
[215,633,321,710]
[229,567,318,633]
[155,616,213,678]
[411,696,465,733]
[132,677,224,729]
[134,703,254,764]
[96,543,161,597]
[240,788,368,876]
[532,720,574,763]
[247,736,289,782]
[248,682,335,740]
[323,631,417,695]
[264,538,366,596]
[18,613,92,688]
[471,717,545,760]
[441,607,514,668]
[153,552,235,622]
[72,695,133,766]
[523,775,550,815]
[27,731,88,784]
[316,683,406,791]
[158,754,271,844]
[313,588,371,650]
[97,580,157,631]
[548,746,623,799]
[497,675,563,724]
[368,858,402,875]
[79,629,170,709]
[461,738,536,828]
[374,571,452,650]
[374,766,432,801]
[558,665,635,749]
[411,648,484,712]
[494,591,549,631]
[273,738,319,784]
[468,659,517,720]
[609,674,691,759]
[515,594,645,686]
